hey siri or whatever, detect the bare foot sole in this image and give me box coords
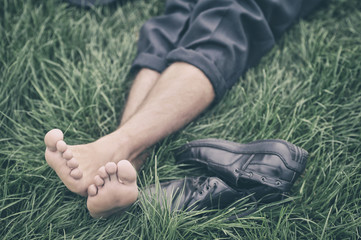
[87,160,138,218]
[44,129,87,196]
[44,128,133,196]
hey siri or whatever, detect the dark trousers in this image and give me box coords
[131,0,324,102]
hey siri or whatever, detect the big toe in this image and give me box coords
[44,129,64,151]
[117,160,137,184]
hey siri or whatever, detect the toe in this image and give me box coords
[56,140,67,153]
[117,160,137,184]
[94,175,105,187]
[63,149,73,160]
[66,158,79,168]
[88,184,98,196]
[105,162,117,174]
[70,168,83,179]
[98,166,108,179]
[44,129,64,151]
[105,162,117,181]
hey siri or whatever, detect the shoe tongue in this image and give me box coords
[237,178,260,188]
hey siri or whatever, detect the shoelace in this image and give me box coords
[193,178,217,195]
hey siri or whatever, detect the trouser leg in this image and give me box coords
[255,0,325,38]
[166,0,324,102]
[125,0,197,124]
[133,0,324,103]
[131,0,197,73]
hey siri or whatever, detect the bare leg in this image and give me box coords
[119,68,160,168]
[118,62,215,153]
[120,68,160,125]
[86,62,215,217]
[44,69,159,196]
[45,62,214,200]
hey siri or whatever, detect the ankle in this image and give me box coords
[101,130,145,164]
[92,132,130,163]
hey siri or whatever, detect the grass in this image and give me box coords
[1,0,361,239]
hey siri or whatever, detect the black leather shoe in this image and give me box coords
[175,139,308,192]
[142,176,252,212]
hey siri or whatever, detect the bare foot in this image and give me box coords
[44,129,130,196]
[87,160,138,218]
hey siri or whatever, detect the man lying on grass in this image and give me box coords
[44,0,324,218]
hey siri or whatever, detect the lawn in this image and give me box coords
[1,0,361,239]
